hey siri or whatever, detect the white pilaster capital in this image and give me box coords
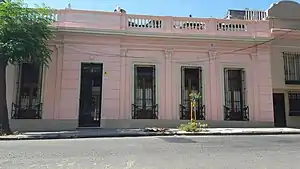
[208,50,217,60]
[55,44,61,49]
[121,48,128,57]
[164,48,173,59]
[250,53,257,60]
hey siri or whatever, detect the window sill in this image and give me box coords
[285,80,300,85]
[289,111,300,116]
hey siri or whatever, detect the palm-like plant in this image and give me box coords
[189,92,201,121]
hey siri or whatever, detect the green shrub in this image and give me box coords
[178,120,208,132]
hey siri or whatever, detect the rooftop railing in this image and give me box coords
[51,9,270,38]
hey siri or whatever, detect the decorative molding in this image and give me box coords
[120,48,128,57]
[56,27,273,43]
[208,50,217,60]
[48,44,59,51]
[55,44,62,50]
[250,53,257,60]
[208,43,217,60]
[89,55,95,61]
[164,48,173,59]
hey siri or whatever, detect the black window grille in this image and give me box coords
[12,63,43,119]
[283,52,300,84]
[132,65,158,119]
[288,92,300,116]
[224,68,249,121]
[179,66,205,120]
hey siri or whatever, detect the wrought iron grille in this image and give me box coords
[91,95,101,121]
[224,105,249,121]
[79,94,101,125]
[11,103,42,119]
[12,63,43,119]
[283,52,300,84]
[132,65,158,119]
[288,92,300,116]
[180,105,205,120]
[78,63,103,127]
[180,66,205,120]
[224,68,249,121]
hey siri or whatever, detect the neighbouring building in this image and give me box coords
[224,9,267,20]
[5,5,274,131]
[267,1,300,128]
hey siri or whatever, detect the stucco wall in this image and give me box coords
[5,35,274,130]
[5,64,16,115]
[271,39,300,90]
[38,34,274,125]
[270,41,300,127]
[42,34,122,121]
[268,0,300,127]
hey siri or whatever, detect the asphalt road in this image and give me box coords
[1,135,300,169]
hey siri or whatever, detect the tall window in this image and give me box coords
[132,65,158,119]
[283,52,300,84]
[11,63,43,119]
[224,68,249,121]
[180,66,205,120]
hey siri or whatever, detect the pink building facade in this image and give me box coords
[6,9,275,131]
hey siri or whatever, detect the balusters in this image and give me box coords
[217,22,247,32]
[128,17,163,28]
[173,20,206,30]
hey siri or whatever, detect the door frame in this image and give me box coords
[273,93,287,127]
[180,66,203,120]
[132,64,157,119]
[131,63,159,118]
[223,68,246,121]
[78,62,103,127]
[220,64,249,121]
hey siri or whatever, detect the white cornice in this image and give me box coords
[53,26,272,43]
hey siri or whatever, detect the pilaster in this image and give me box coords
[119,48,128,119]
[54,44,63,120]
[164,48,174,119]
[208,49,219,120]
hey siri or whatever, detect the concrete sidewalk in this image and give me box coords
[1,128,300,140]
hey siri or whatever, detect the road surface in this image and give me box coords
[1,135,300,169]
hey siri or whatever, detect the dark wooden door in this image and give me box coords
[273,93,286,127]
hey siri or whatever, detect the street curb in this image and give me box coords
[1,131,300,140]
[0,132,171,140]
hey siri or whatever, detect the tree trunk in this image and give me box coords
[0,59,11,134]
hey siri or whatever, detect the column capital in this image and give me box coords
[164,48,173,59]
[250,53,257,60]
[52,44,63,49]
[48,44,61,51]
[208,50,217,60]
[120,48,128,57]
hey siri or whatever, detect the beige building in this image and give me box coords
[268,1,300,128]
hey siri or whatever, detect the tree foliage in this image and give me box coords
[0,0,55,65]
[0,0,55,134]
